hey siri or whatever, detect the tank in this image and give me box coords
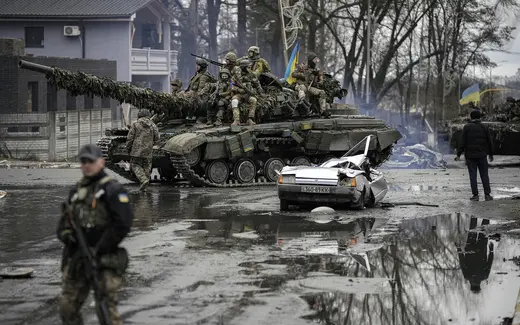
[18,59,402,187]
[448,111,520,156]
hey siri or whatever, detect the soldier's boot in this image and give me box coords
[231,107,241,126]
[139,180,149,192]
[247,107,256,126]
[214,109,224,126]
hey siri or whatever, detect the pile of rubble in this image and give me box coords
[383,144,447,169]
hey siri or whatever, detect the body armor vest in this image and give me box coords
[70,176,112,230]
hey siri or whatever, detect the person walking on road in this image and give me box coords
[455,109,494,201]
[126,109,160,192]
[57,144,134,325]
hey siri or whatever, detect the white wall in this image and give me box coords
[0,20,131,81]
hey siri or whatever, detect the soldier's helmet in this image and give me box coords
[224,52,237,63]
[307,52,319,65]
[170,79,182,87]
[219,68,231,78]
[248,46,260,58]
[239,59,251,69]
[138,109,151,118]
[195,58,208,68]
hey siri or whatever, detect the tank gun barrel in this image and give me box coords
[17,59,195,116]
[19,59,55,75]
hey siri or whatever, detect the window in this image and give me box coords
[27,82,38,112]
[66,92,76,110]
[25,27,44,48]
[47,82,57,111]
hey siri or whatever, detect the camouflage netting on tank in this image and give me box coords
[49,68,200,114]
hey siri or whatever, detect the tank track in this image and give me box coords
[97,137,138,182]
[169,155,275,188]
[167,136,300,188]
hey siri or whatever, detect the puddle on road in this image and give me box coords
[212,213,520,325]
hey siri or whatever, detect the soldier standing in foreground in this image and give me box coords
[231,59,264,126]
[291,53,329,117]
[57,144,133,325]
[126,109,160,192]
[245,46,271,76]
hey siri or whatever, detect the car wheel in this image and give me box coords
[280,199,289,211]
[352,189,365,210]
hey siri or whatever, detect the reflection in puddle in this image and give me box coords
[207,213,519,325]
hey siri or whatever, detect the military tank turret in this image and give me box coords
[448,100,520,155]
[18,59,402,187]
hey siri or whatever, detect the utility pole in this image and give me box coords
[278,0,289,66]
[365,0,371,105]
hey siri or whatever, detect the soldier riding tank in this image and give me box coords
[18,59,402,187]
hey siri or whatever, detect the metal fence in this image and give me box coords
[0,109,116,161]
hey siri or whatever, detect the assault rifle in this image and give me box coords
[190,53,224,67]
[231,78,255,97]
[62,203,112,325]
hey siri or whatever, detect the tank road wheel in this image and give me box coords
[185,147,201,167]
[320,155,336,164]
[291,156,312,166]
[264,158,285,182]
[205,159,230,184]
[234,158,257,183]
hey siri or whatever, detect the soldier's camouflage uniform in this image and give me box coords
[231,60,264,126]
[291,53,328,116]
[186,59,216,96]
[204,69,233,126]
[223,52,242,80]
[245,46,271,77]
[126,110,159,191]
[57,144,133,325]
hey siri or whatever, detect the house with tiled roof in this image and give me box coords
[0,0,177,92]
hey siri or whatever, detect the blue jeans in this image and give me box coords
[466,157,491,196]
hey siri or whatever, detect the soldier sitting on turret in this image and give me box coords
[291,53,329,117]
[170,79,182,93]
[244,46,271,77]
[231,59,264,126]
[186,58,216,96]
[204,68,233,126]
[223,52,242,80]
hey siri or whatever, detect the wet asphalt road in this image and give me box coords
[1,168,520,325]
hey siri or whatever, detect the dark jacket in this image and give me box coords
[57,170,134,256]
[457,119,494,159]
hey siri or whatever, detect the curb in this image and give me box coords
[513,287,520,325]
[0,163,80,169]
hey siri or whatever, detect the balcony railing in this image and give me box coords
[131,48,169,75]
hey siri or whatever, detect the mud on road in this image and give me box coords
[0,167,520,325]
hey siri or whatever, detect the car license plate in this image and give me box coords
[302,231,329,237]
[301,186,331,193]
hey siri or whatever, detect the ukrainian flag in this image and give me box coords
[459,83,480,105]
[284,41,300,84]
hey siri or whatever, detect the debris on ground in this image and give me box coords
[383,144,447,169]
[0,267,34,279]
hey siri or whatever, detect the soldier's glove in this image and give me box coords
[489,156,494,162]
[454,156,461,161]
[62,231,77,246]
[312,70,320,76]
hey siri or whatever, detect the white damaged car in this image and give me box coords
[276,135,388,211]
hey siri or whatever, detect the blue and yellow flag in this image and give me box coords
[459,83,480,105]
[284,41,300,84]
